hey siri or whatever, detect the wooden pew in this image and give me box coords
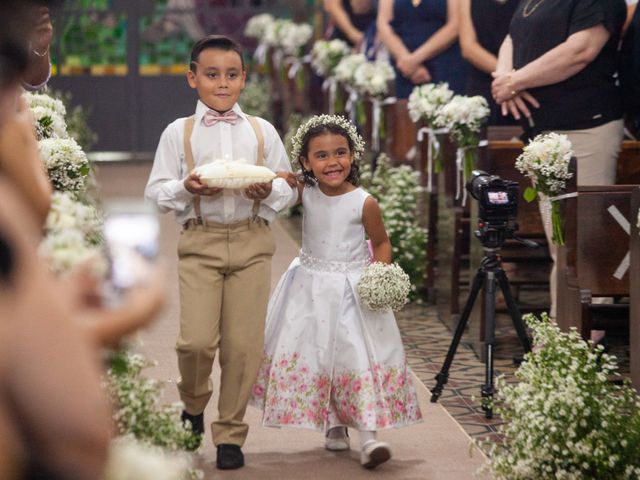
[630,187,640,389]
[616,140,640,184]
[557,185,633,339]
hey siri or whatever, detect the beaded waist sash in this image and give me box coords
[299,250,369,273]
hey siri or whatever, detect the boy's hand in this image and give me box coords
[244,181,272,200]
[184,172,222,196]
[276,171,298,188]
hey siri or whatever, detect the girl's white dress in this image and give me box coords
[250,186,422,431]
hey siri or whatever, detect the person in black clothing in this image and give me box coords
[621,1,640,137]
[459,0,519,126]
[324,0,377,49]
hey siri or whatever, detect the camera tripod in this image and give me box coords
[430,241,533,419]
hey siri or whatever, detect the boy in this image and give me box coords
[145,35,295,470]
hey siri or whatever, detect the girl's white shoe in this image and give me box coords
[360,441,391,469]
[325,427,350,451]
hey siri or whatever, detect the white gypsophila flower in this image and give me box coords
[289,114,365,162]
[46,191,103,244]
[357,262,411,311]
[104,436,196,480]
[279,22,313,56]
[310,39,351,77]
[244,13,274,39]
[353,60,395,98]
[23,91,67,118]
[262,18,289,47]
[39,228,102,273]
[30,105,68,140]
[39,137,90,193]
[515,132,574,195]
[407,82,454,124]
[334,53,367,88]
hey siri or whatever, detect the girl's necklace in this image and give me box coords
[411,0,421,7]
[522,0,546,17]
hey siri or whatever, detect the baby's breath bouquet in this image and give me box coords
[357,262,411,312]
[39,137,91,194]
[24,91,68,140]
[239,76,272,122]
[435,95,489,202]
[483,314,640,479]
[515,132,574,245]
[334,53,367,119]
[407,82,454,179]
[244,13,275,39]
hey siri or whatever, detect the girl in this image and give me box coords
[250,115,422,469]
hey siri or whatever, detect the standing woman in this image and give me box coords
[377,0,465,99]
[324,0,377,49]
[459,0,519,125]
[491,0,627,319]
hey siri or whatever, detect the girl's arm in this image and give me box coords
[459,0,498,74]
[362,196,392,264]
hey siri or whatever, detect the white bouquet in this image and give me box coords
[357,262,411,312]
[483,314,640,479]
[244,13,275,39]
[193,161,276,189]
[334,53,367,88]
[515,132,574,245]
[24,91,68,140]
[407,82,454,125]
[279,22,313,57]
[39,228,102,274]
[353,60,395,98]
[263,18,290,48]
[310,39,351,77]
[46,191,103,243]
[105,436,197,480]
[39,137,90,193]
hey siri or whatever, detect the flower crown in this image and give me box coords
[290,114,366,162]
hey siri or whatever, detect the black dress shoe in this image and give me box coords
[216,444,245,470]
[181,410,204,435]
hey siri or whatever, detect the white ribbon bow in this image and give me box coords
[417,126,448,192]
[371,96,397,152]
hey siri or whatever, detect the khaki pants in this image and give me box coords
[176,218,275,446]
[540,119,624,318]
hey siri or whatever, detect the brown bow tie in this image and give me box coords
[203,109,239,126]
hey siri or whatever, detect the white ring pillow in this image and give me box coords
[194,160,276,189]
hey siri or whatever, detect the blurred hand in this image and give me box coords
[396,53,420,78]
[184,172,222,196]
[244,181,273,200]
[410,66,431,85]
[275,171,298,188]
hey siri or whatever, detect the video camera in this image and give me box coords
[466,170,520,249]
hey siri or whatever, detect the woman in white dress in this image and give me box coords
[250,115,422,469]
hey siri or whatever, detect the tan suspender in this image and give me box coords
[183,114,265,223]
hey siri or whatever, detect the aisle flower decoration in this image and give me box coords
[435,95,489,203]
[407,83,454,189]
[244,13,274,66]
[39,137,91,194]
[334,53,367,122]
[482,314,640,479]
[24,91,68,140]
[353,60,396,151]
[239,75,272,122]
[310,39,351,77]
[360,154,428,300]
[358,262,411,312]
[515,132,574,245]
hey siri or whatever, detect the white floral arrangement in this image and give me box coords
[407,82,454,125]
[515,132,574,245]
[334,53,367,89]
[289,114,365,162]
[46,191,103,243]
[244,13,275,39]
[263,18,312,56]
[105,436,200,480]
[39,228,102,274]
[481,314,640,479]
[353,60,395,98]
[358,262,411,312]
[310,39,351,77]
[435,94,489,145]
[238,76,272,121]
[39,137,91,193]
[360,154,427,300]
[24,91,68,140]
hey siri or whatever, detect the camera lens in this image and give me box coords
[466,170,491,200]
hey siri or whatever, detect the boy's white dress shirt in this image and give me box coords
[145,101,295,224]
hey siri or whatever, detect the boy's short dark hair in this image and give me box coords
[189,35,245,72]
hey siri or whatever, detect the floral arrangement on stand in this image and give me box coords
[360,153,428,300]
[515,132,574,245]
[262,18,312,90]
[25,91,201,479]
[239,75,272,122]
[434,95,489,204]
[310,39,351,114]
[334,53,367,121]
[481,314,640,479]
[407,82,454,190]
[353,60,396,152]
[244,13,275,68]
[358,262,411,312]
